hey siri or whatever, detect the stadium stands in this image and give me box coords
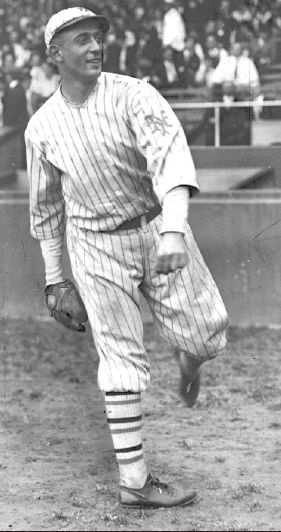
[0,0,281,126]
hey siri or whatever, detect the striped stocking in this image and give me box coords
[105,391,148,488]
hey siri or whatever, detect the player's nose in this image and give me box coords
[88,36,102,51]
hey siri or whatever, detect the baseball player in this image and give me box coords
[25,7,229,509]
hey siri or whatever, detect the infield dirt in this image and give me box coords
[1,319,281,531]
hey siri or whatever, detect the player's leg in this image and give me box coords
[66,222,197,507]
[174,347,202,407]
[142,217,229,405]
[66,222,149,489]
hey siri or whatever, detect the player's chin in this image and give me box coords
[85,61,102,75]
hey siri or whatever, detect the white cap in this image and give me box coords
[44,7,110,49]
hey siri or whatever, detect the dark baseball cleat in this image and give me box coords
[179,370,201,408]
[174,348,201,408]
[120,473,197,508]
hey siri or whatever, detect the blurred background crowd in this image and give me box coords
[1,0,281,130]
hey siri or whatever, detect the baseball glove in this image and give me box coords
[45,279,88,332]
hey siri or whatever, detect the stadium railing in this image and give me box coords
[168,99,281,147]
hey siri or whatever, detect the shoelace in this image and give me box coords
[150,477,175,496]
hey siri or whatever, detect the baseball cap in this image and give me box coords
[44,7,110,49]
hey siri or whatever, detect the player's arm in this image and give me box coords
[124,80,199,199]
[40,235,64,285]
[123,81,198,274]
[25,128,87,331]
[25,129,65,242]
[25,128,65,278]
[39,235,88,332]
[155,185,190,274]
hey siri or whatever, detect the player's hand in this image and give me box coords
[155,232,188,275]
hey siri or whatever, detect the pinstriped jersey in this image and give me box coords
[25,72,199,239]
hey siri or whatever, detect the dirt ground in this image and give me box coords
[1,318,281,532]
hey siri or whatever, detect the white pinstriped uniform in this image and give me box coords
[25,72,229,393]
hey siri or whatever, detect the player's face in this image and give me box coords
[58,20,104,82]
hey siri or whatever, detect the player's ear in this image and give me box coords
[48,43,64,64]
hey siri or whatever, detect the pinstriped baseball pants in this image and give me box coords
[66,214,229,393]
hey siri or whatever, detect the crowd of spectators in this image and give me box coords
[1,0,281,130]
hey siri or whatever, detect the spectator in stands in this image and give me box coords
[215,0,236,46]
[0,43,12,61]
[252,31,272,75]
[0,16,10,48]
[0,0,279,114]
[182,36,201,87]
[210,41,261,101]
[253,2,273,36]
[29,50,45,103]
[103,29,122,74]
[9,30,25,68]
[234,19,255,48]
[154,45,186,90]
[112,14,126,37]
[130,3,146,39]
[214,1,236,49]
[184,0,214,39]
[149,6,164,42]
[231,0,253,27]
[204,19,217,39]
[19,14,33,34]
[29,59,60,114]
[203,33,228,87]
[25,25,46,58]
[2,70,29,167]
[162,0,186,70]
[1,50,19,79]
[136,25,162,66]
[135,56,165,90]
[21,67,32,117]
[119,29,138,77]
[187,30,206,84]
[135,56,154,82]
[14,37,32,69]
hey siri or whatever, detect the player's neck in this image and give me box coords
[60,77,99,105]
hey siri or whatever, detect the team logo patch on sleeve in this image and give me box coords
[144,111,172,136]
